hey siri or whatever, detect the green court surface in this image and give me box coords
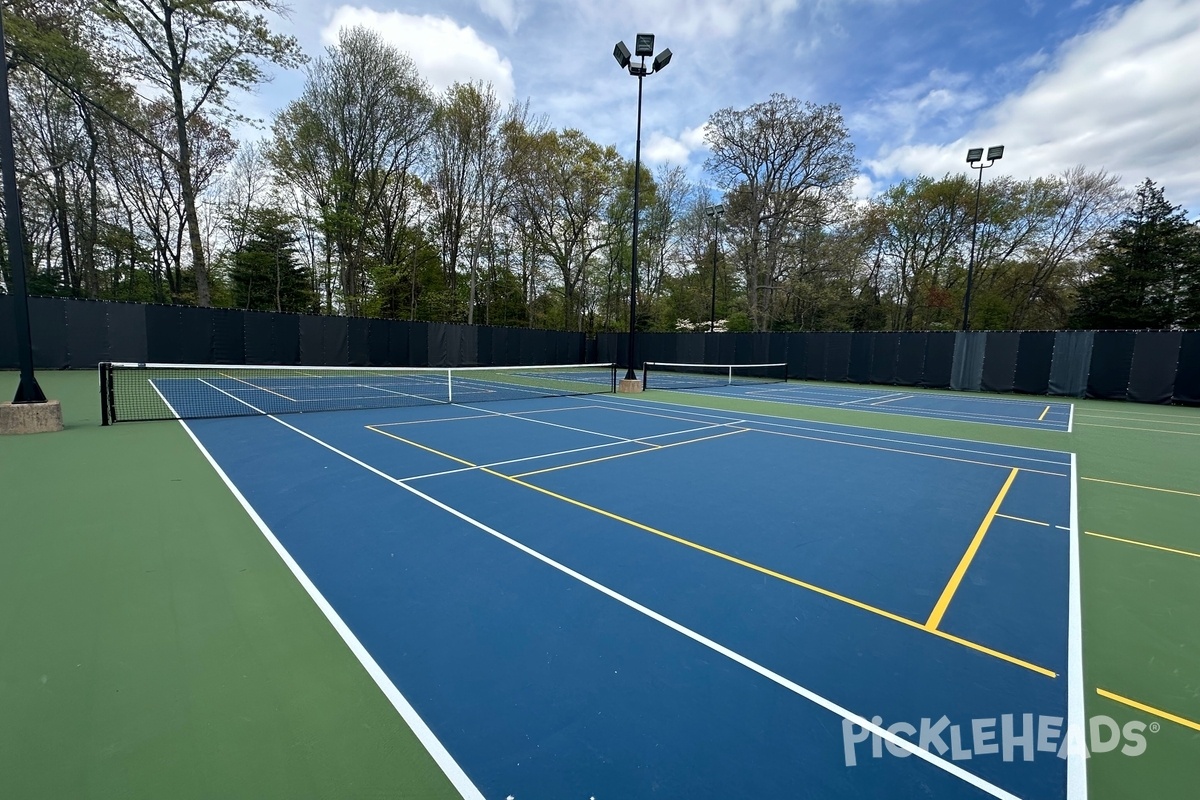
[2,370,1197,799]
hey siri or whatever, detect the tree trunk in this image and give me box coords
[163,6,211,306]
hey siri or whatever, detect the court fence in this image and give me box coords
[2,295,1197,405]
[597,330,1200,406]
[0,295,591,371]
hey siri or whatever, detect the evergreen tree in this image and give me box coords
[1071,179,1200,328]
[227,208,315,313]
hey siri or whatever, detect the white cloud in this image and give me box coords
[642,123,710,166]
[582,0,799,41]
[867,0,1200,211]
[644,132,690,165]
[322,6,515,103]
[478,0,522,35]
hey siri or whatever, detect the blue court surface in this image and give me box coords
[650,380,1074,431]
[176,392,1083,800]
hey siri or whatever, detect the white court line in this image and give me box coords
[686,386,1068,428]
[149,384,485,800]
[745,426,1067,477]
[1076,412,1200,427]
[391,419,749,482]
[1065,453,1088,800]
[220,373,297,402]
[460,403,652,445]
[1076,422,1200,437]
[357,383,446,403]
[369,405,601,429]
[839,391,907,406]
[870,394,913,407]
[760,381,1078,408]
[584,397,1073,471]
[242,408,1024,800]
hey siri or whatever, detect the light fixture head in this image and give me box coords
[613,41,631,69]
[966,147,984,164]
[707,204,724,216]
[987,145,1005,161]
[652,48,672,73]
[628,63,649,76]
[635,33,655,56]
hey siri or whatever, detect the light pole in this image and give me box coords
[961,145,1003,331]
[613,34,671,383]
[0,8,46,403]
[706,204,723,332]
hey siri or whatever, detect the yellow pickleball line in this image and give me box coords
[366,426,1054,677]
[926,468,1020,631]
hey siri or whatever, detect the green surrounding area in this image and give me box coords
[0,371,459,800]
[2,370,1197,798]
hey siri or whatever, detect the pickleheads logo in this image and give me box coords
[842,714,1155,767]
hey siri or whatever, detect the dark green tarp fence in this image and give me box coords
[0,296,587,372]
[1,295,1195,405]
[596,328,1200,406]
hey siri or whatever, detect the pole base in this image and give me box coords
[618,378,643,393]
[0,399,64,434]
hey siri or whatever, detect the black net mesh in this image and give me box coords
[641,362,787,391]
[101,362,616,423]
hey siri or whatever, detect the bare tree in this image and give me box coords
[705,94,857,330]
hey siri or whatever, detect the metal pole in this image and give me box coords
[624,62,644,382]
[0,9,46,403]
[960,164,984,332]
[709,213,719,333]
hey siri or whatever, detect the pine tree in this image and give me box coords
[1071,179,1200,329]
[227,208,315,313]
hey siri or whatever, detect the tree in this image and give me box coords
[509,128,623,330]
[270,26,432,315]
[226,207,314,312]
[94,0,304,306]
[1070,179,1200,329]
[705,94,857,330]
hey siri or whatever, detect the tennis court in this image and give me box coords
[641,361,1074,431]
[108,362,1080,798]
[3,364,1198,800]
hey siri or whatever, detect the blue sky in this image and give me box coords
[247,0,1200,214]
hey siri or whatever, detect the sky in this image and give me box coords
[245,0,1200,215]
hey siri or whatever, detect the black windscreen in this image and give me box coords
[981,332,1020,393]
[1127,331,1182,404]
[1086,331,1137,399]
[1013,332,1055,394]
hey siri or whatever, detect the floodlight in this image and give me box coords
[629,63,649,76]
[987,145,1005,161]
[706,204,724,216]
[652,48,672,73]
[613,41,631,68]
[966,147,984,164]
[635,33,655,56]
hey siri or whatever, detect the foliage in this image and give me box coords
[1070,179,1200,329]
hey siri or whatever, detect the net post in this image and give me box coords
[727,366,733,385]
[99,362,111,426]
[611,364,617,393]
[447,369,453,404]
[641,362,649,390]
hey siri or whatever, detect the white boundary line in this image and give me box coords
[220,372,297,402]
[147,383,484,800]
[584,397,1073,471]
[784,379,1081,409]
[1066,452,1087,799]
[256,411,1023,800]
[698,385,1070,430]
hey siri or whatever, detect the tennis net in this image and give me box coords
[100,362,618,424]
[641,361,788,391]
